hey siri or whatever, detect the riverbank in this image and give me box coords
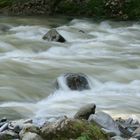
[0,0,140,20]
[0,104,140,140]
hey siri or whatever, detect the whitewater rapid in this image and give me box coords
[0,16,140,121]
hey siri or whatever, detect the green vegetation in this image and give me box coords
[0,0,140,20]
[0,0,13,8]
[56,0,105,17]
[42,119,108,140]
[124,0,140,20]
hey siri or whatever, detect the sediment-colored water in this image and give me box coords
[0,16,140,121]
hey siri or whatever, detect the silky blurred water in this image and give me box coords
[0,16,140,121]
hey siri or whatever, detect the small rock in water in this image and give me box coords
[56,73,90,91]
[74,103,96,120]
[88,111,121,136]
[0,117,7,123]
[79,30,85,33]
[0,25,11,32]
[42,29,66,43]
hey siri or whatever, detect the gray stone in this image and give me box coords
[110,136,126,140]
[116,117,140,137]
[132,127,140,139]
[0,130,19,140]
[22,132,43,140]
[74,103,96,120]
[43,29,66,43]
[19,124,40,139]
[10,119,33,132]
[0,123,8,132]
[88,112,121,136]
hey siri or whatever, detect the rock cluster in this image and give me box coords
[1,103,140,140]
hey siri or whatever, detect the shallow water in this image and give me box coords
[0,16,140,121]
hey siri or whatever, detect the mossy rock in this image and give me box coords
[41,118,108,140]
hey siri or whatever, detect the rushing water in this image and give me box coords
[0,16,140,121]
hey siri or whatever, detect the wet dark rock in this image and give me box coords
[74,103,96,120]
[42,29,66,43]
[0,25,10,32]
[62,73,90,91]
[0,117,7,123]
[79,30,85,33]
[88,112,121,136]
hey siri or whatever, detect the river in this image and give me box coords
[0,16,140,122]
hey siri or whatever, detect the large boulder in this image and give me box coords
[41,117,108,140]
[88,112,121,137]
[42,29,66,43]
[56,73,90,91]
[74,103,96,120]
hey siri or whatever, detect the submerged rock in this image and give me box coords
[0,25,10,32]
[88,112,121,136]
[74,103,96,120]
[56,73,90,91]
[41,117,108,140]
[42,29,66,43]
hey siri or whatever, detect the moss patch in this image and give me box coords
[41,118,108,140]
